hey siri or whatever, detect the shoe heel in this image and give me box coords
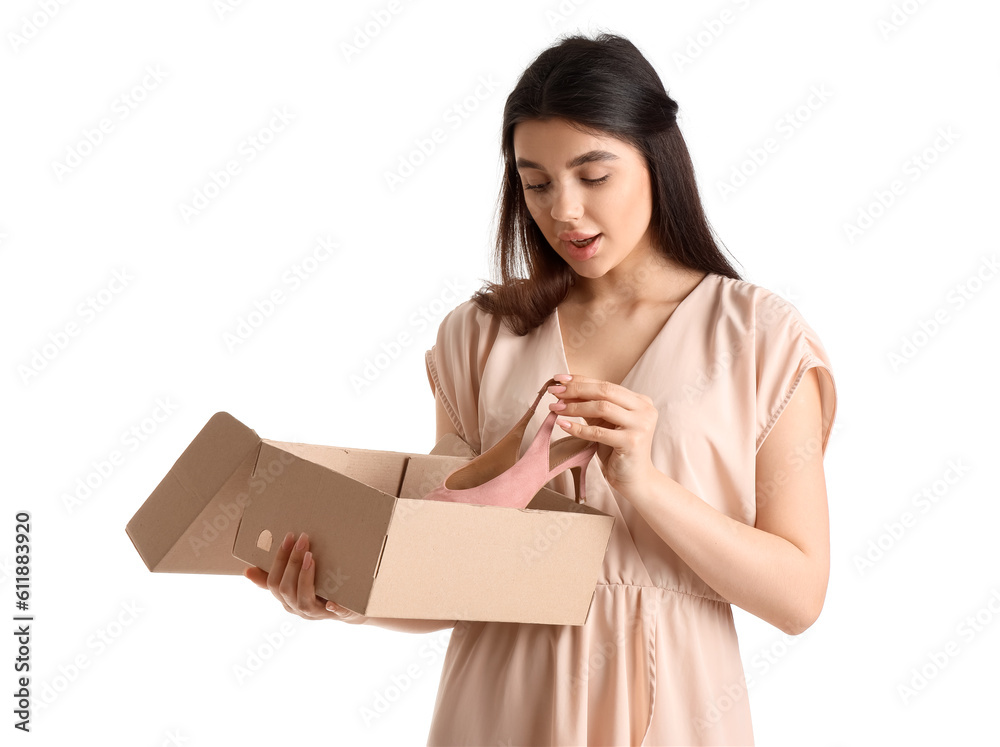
[569,465,584,504]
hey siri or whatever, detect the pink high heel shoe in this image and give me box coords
[421,377,599,508]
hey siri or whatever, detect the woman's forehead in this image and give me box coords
[513,120,637,164]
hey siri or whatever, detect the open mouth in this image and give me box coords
[561,233,602,259]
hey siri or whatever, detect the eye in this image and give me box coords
[523,174,609,193]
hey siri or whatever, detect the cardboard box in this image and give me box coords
[126,412,615,626]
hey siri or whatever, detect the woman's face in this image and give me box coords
[512,117,656,279]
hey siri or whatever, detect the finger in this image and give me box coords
[556,415,629,449]
[267,531,295,598]
[552,376,646,411]
[298,551,362,622]
[278,532,309,607]
[297,550,328,619]
[244,566,269,589]
[567,406,653,446]
[267,532,297,612]
[551,396,632,428]
[550,376,655,438]
[326,599,366,624]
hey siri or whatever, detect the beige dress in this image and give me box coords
[422,272,837,746]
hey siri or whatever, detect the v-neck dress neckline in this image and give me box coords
[553,271,712,387]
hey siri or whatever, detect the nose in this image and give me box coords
[549,183,583,222]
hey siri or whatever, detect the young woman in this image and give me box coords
[245,32,837,746]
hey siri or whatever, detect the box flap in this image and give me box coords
[429,433,477,458]
[397,453,474,500]
[262,440,412,497]
[125,412,261,574]
[232,444,399,613]
[523,488,608,516]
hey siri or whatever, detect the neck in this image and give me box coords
[567,246,702,310]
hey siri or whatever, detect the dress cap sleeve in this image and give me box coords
[755,290,838,455]
[424,298,500,455]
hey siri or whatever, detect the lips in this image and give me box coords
[561,233,601,260]
[557,231,600,242]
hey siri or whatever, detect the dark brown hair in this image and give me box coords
[472,32,744,336]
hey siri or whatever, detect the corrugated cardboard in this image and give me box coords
[126,412,615,626]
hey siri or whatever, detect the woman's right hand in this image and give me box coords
[243,530,366,624]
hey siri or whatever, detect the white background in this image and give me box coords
[2,1,998,745]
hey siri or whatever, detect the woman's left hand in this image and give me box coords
[548,374,659,497]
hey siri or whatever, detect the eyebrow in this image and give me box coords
[515,150,620,172]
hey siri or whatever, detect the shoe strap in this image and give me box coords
[527,408,599,480]
[517,378,598,479]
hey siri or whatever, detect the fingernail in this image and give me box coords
[294,533,307,551]
[553,374,572,382]
[302,551,312,570]
[281,532,294,551]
